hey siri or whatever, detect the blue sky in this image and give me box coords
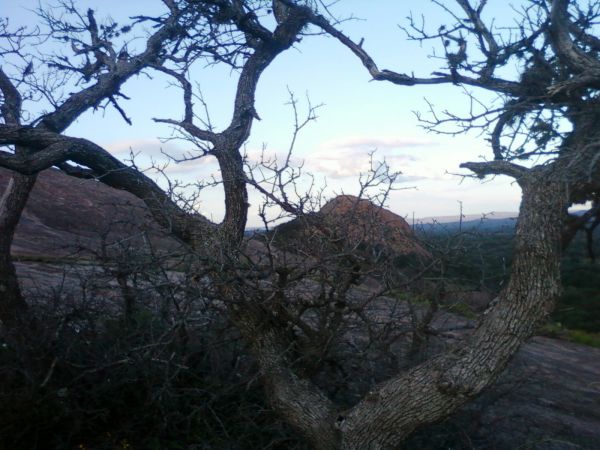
[5,1,523,226]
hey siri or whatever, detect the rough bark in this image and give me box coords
[0,172,35,324]
[335,174,565,448]
[0,68,32,324]
[230,303,341,449]
[216,146,249,245]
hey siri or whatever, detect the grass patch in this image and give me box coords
[539,322,600,348]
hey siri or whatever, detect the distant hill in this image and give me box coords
[417,211,518,224]
[415,209,593,233]
[415,212,518,233]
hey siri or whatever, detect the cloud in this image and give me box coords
[321,135,439,152]
[307,151,416,179]
[101,138,218,177]
[162,157,218,176]
[243,148,305,168]
[242,145,420,182]
[103,138,205,161]
[100,134,441,183]
[303,135,430,180]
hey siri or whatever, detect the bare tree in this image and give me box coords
[0,3,343,445]
[294,0,600,446]
[0,2,191,325]
[1,0,599,448]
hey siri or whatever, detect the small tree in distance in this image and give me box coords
[0,1,599,448]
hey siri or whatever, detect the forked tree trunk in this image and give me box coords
[0,172,36,325]
[231,172,567,449]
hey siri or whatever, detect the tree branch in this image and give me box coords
[38,7,184,133]
[306,10,523,95]
[549,0,600,74]
[459,160,529,180]
[0,68,22,125]
[0,129,212,246]
[337,178,566,448]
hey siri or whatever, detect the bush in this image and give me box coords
[0,294,303,450]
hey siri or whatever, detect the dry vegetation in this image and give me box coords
[1,1,600,448]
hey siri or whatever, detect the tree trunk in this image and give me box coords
[0,172,36,325]
[216,146,248,246]
[338,173,566,448]
[230,302,341,449]
[221,172,567,449]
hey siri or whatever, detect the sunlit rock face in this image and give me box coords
[272,194,430,262]
[318,195,430,259]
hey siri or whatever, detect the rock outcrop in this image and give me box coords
[0,167,179,259]
[274,195,429,260]
[408,335,600,449]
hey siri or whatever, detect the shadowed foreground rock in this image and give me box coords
[406,336,600,449]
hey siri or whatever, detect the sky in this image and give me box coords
[3,0,524,227]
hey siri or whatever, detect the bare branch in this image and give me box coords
[459,160,529,180]
[0,68,22,125]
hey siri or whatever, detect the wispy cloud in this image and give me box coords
[102,138,204,161]
[307,150,417,179]
[101,138,217,177]
[303,134,436,180]
[321,135,439,152]
[162,157,218,176]
[243,149,305,168]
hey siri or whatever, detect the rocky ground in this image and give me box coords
[409,336,600,449]
[3,167,600,449]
